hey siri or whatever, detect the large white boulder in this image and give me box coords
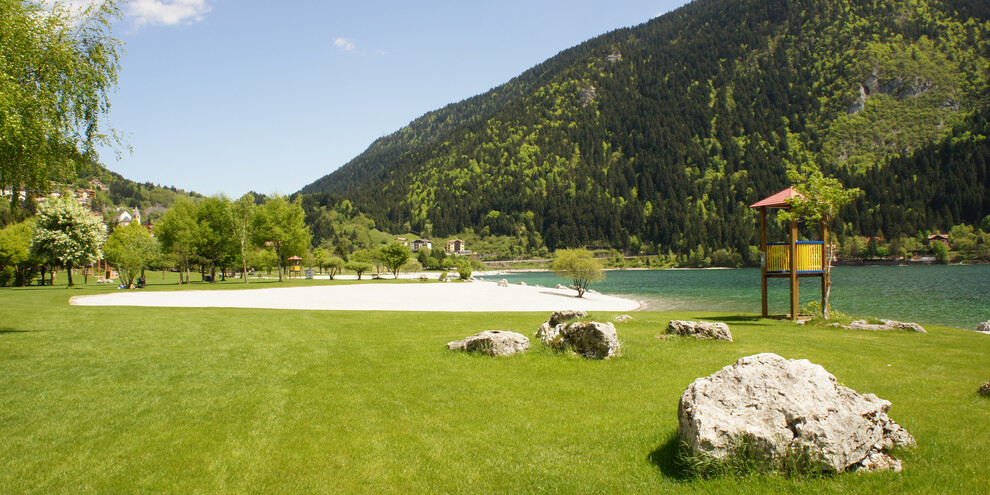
[678,353,915,473]
[557,321,620,360]
[976,321,990,333]
[447,330,529,357]
[534,310,588,346]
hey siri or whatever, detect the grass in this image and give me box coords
[1,276,988,493]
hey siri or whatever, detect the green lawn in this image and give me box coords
[1,277,987,493]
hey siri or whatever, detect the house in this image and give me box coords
[395,237,409,246]
[113,207,140,227]
[410,239,432,252]
[444,239,466,255]
[928,233,949,247]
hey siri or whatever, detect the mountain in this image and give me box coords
[299,0,990,255]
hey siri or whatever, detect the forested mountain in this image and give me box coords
[300,0,990,256]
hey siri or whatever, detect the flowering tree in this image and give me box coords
[31,196,106,287]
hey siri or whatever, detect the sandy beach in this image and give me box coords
[69,279,641,312]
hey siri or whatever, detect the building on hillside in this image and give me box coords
[89,178,109,191]
[410,239,432,252]
[395,237,409,246]
[444,239,466,255]
[113,208,135,227]
[928,233,949,248]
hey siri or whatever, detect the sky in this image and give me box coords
[74,0,692,197]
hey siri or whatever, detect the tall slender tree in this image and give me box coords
[251,195,311,282]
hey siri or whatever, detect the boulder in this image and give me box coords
[447,330,529,357]
[614,314,633,323]
[556,321,620,360]
[846,319,926,333]
[678,353,915,473]
[555,284,567,290]
[497,279,509,287]
[516,281,527,286]
[534,310,588,346]
[667,320,733,341]
[979,381,990,398]
[977,321,990,333]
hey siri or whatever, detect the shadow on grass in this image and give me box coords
[0,327,28,335]
[686,315,774,325]
[648,430,692,481]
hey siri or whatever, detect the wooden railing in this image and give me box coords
[766,242,824,273]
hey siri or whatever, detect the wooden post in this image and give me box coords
[789,219,799,320]
[760,207,768,317]
[820,220,828,312]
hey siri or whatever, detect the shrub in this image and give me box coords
[0,266,14,287]
[458,265,472,280]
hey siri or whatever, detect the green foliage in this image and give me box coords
[0,0,123,194]
[30,196,106,286]
[551,248,604,297]
[154,198,199,283]
[931,239,950,263]
[195,196,237,282]
[251,195,312,282]
[103,221,158,287]
[457,265,472,280]
[323,256,345,280]
[379,242,411,279]
[298,0,990,258]
[0,219,40,286]
[344,261,373,280]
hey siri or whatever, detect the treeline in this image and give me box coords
[297,0,990,259]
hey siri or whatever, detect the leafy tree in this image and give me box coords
[312,248,330,274]
[931,238,950,264]
[31,196,106,287]
[196,196,237,282]
[230,193,256,283]
[0,0,123,200]
[0,219,41,286]
[780,167,862,319]
[551,248,604,297]
[154,198,199,284]
[251,195,311,282]
[323,256,344,279]
[344,260,373,280]
[103,221,157,287]
[458,264,472,280]
[379,242,410,279]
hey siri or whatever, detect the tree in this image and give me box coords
[551,248,604,297]
[0,219,41,286]
[154,198,199,284]
[312,248,330,274]
[379,242,410,279]
[229,193,256,283]
[780,167,862,319]
[196,196,237,282]
[31,196,106,287]
[323,256,344,279]
[251,195,311,282]
[344,260,372,280]
[1,1,123,199]
[103,221,157,287]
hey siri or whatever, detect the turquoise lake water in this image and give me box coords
[481,265,990,330]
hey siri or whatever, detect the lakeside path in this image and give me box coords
[69,280,641,312]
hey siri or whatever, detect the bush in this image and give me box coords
[0,266,14,287]
[458,265,472,280]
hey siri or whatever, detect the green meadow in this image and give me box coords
[1,275,988,493]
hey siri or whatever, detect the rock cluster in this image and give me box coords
[678,353,915,473]
[838,319,927,333]
[535,310,587,345]
[976,321,990,333]
[666,320,733,341]
[534,310,619,359]
[614,314,633,323]
[447,330,529,357]
[497,279,509,287]
[979,381,990,398]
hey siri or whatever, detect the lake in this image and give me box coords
[481,265,990,330]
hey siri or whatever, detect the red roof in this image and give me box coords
[287,256,303,260]
[749,187,802,209]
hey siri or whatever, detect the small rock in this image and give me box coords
[979,381,990,398]
[678,353,915,473]
[846,319,926,333]
[497,279,508,287]
[667,320,733,341]
[976,321,990,333]
[516,281,527,286]
[555,284,567,290]
[614,314,633,322]
[447,330,529,357]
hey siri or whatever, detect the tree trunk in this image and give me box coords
[66,264,74,287]
[275,248,283,282]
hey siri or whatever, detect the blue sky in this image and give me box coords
[84,0,691,197]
